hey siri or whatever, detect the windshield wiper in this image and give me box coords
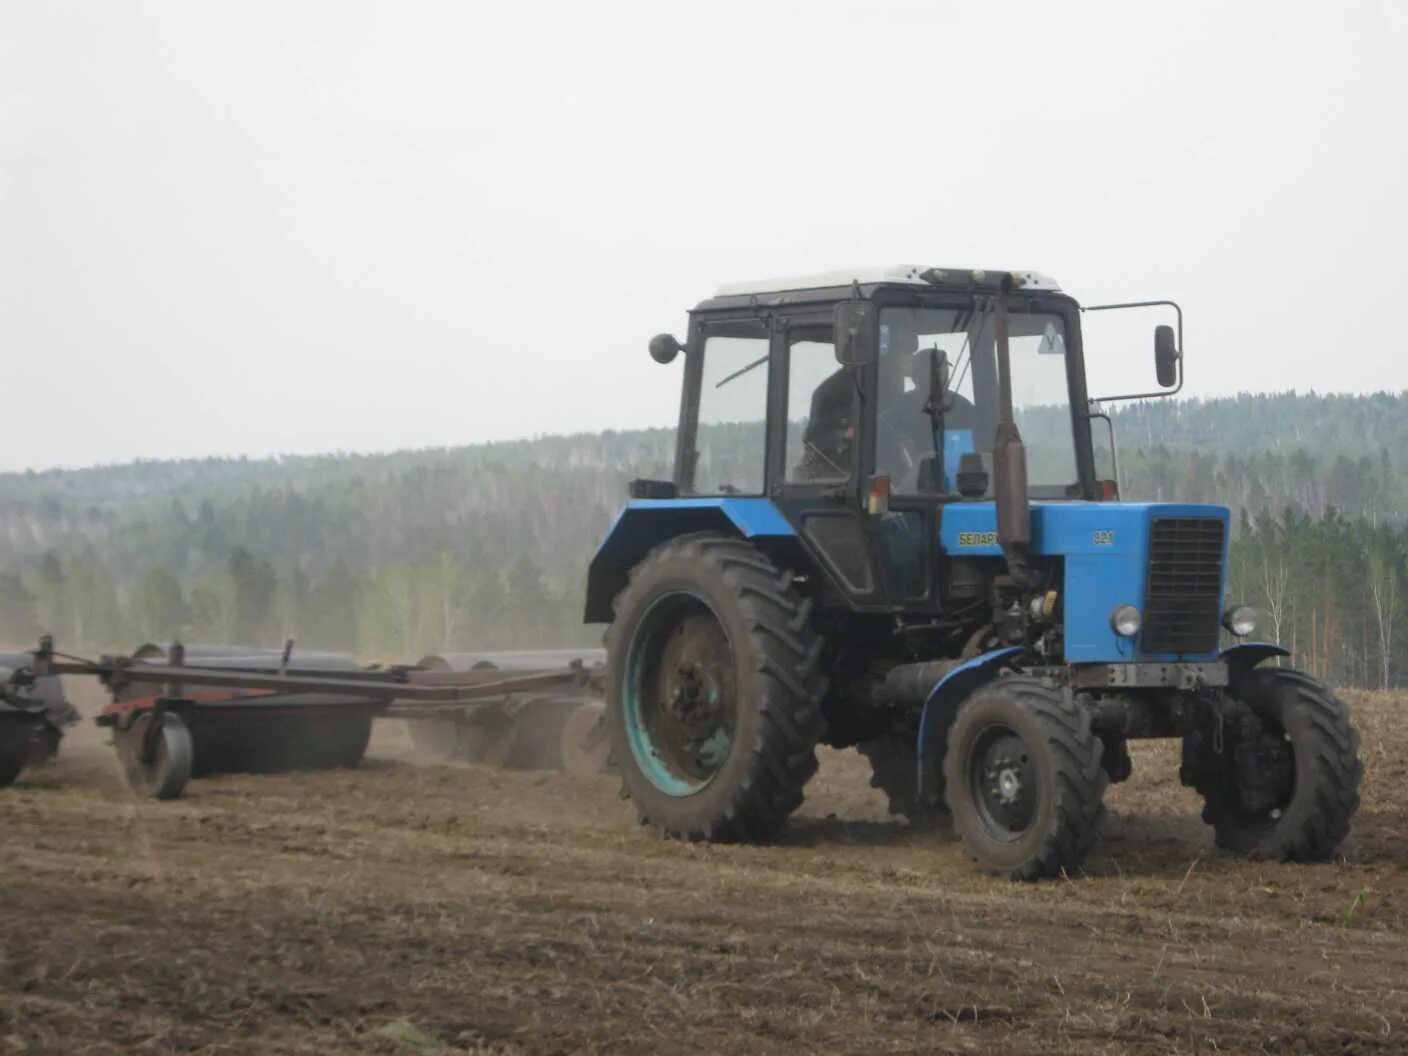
[714,354,769,389]
[804,440,847,479]
[948,300,990,399]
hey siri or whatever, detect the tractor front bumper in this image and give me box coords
[1070,661,1228,691]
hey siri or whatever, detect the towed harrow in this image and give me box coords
[1,637,609,799]
[0,650,81,788]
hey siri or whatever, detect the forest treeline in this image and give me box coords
[1,391,1406,686]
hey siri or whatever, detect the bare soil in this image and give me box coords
[3,688,1408,1055]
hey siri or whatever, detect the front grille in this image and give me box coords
[1143,517,1225,654]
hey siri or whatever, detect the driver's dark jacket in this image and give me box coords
[799,368,978,483]
[796,367,856,480]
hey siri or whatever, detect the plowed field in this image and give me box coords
[3,690,1407,1054]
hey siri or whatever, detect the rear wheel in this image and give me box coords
[944,676,1107,880]
[606,533,827,842]
[1182,667,1361,860]
[858,733,953,834]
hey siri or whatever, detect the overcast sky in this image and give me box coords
[1,0,1405,472]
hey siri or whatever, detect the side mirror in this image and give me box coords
[834,301,876,366]
[649,333,683,365]
[1154,324,1179,388]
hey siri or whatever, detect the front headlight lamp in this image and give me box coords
[1110,604,1142,638]
[1222,605,1258,638]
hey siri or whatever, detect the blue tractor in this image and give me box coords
[585,266,1361,879]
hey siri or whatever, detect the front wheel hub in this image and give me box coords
[973,729,1037,836]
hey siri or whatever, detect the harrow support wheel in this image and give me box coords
[115,711,194,800]
[944,676,1107,880]
[605,532,827,843]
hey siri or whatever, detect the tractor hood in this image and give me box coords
[941,502,1232,663]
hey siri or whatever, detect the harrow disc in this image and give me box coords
[560,701,609,777]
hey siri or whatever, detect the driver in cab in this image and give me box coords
[797,323,975,491]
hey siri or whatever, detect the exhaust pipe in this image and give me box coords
[992,274,1035,585]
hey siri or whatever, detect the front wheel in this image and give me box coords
[605,533,827,843]
[1182,667,1361,860]
[944,676,1107,880]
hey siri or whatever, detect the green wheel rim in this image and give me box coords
[623,591,737,797]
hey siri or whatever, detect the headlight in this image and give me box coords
[1222,605,1258,637]
[1110,604,1142,637]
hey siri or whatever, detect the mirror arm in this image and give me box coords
[1084,299,1184,403]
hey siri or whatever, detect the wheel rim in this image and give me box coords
[967,724,1038,839]
[1229,727,1297,826]
[623,591,737,797]
[115,715,162,790]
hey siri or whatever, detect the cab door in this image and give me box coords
[767,317,893,609]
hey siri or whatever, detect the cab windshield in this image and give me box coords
[875,304,1080,498]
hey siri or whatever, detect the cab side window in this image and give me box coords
[785,329,852,484]
[689,332,769,495]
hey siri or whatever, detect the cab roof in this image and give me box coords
[714,265,1062,298]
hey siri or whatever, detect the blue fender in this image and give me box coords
[583,498,797,623]
[915,646,1024,804]
[1221,641,1289,681]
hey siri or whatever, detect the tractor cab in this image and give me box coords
[656,267,1111,614]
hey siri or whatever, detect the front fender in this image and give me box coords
[915,646,1023,804]
[1221,642,1290,682]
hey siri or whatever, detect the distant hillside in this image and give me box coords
[1,391,1406,685]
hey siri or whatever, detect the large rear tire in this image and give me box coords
[944,676,1107,880]
[605,533,827,843]
[1181,667,1361,860]
[858,733,953,834]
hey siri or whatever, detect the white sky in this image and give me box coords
[1,0,1405,472]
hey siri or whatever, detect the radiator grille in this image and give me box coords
[1143,517,1225,654]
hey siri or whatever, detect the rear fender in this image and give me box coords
[915,646,1023,804]
[583,498,797,623]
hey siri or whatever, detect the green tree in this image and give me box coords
[308,560,359,652]
[31,551,66,638]
[228,547,277,643]
[0,573,38,645]
[505,553,550,646]
[132,567,187,641]
[65,552,121,647]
